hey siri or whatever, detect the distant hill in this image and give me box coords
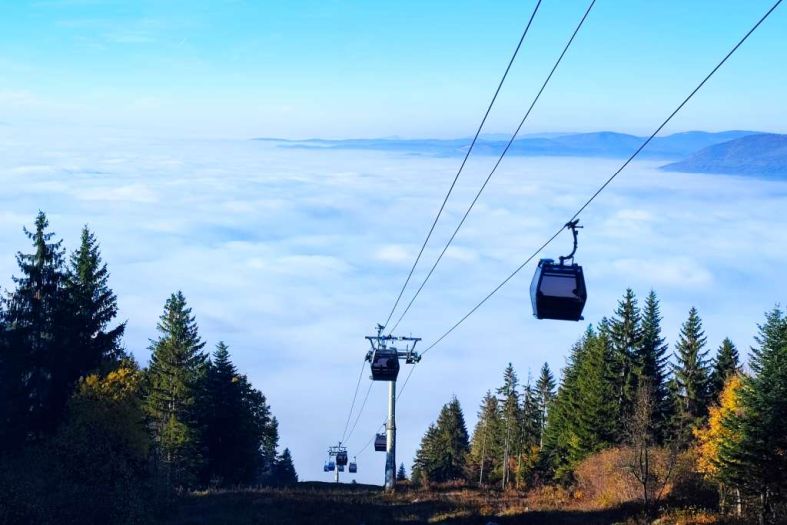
[255,131,758,160]
[661,133,787,177]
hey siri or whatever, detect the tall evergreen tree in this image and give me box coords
[468,391,501,484]
[709,338,740,403]
[719,308,787,524]
[65,226,126,375]
[571,328,618,460]
[0,212,67,444]
[534,362,556,448]
[607,289,641,433]
[540,333,589,481]
[396,463,407,481]
[145,291,207,487]
[673,307,711,435]
[496,363,523,487]
[636,291,670,441]
[199,342,272,485]
[422,397,470,483]
[273,448,298,485]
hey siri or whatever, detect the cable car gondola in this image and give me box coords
[338,464,345,472]
[374,433,386,452]
[530,220,587,321]
[370,348,400,381]
[336,450,348,466]
[327,460,335,470]
[349,458,358,473]
[323,462,330,472]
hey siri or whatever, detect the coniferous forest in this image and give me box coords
[1,213,786,525]
[410,289,787,524]
[0,213,296,524]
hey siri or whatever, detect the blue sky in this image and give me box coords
[1,0,786,138]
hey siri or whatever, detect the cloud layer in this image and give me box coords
[0,128,785,484]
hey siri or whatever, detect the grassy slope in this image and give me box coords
[167,483,640,525]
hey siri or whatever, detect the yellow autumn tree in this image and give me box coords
[693,373,744,513]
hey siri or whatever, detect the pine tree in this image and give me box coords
[636,291,670,441]
[708,338,740,403]
[719,308,787,524]
[199,342,272,485]
[672,307,711,437]
[65,226,126,375]
[496,363,523,487]
[145,291,207,487]
[468,391,501,484]
[0,212,67,444]
[273,448,298,485]
[412,423,438,486]
[608,289,641,434]
[397,463,407,481]
[571,328,618,460]
[534,362,556,448]
[540,332,589,481]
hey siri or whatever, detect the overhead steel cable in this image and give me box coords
[420,0,783,357]
[343,380,375,445]
[382,0,544,329]
[339,358,368,443]
[390,0,597,333]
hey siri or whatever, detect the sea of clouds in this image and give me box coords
[1,126,785,484]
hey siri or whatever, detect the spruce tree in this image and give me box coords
[719,308,787,524]
[1,212,67,443]
[273,448,298,485]
[468,391,501,484]
[708,338,740,403]
[534,362,556,448]
[146,291,207,487]
[673,307,711,435]
[412,423,438,485]
[65,226,126,375]
[431,397,470,482]
[199,342,269,485]
[571,328,618,461]
[496,363,523,487]
[397,463,407,481]
[608,289,641,433]
[540,332,590,480]
[636,291,670,441]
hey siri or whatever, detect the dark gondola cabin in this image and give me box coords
[349,461,357,473]
[323,463,330,472]
[327,461,335,470]
[530,258,587,321]
[336,451,348,466]
[370,348,399,381]
[338,465,345,472]
[374,433,386,452]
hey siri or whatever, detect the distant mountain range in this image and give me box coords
[255,131,755,159]
[661,133,787,177]
[254,130,787,177]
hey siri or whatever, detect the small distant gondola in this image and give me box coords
[336,450,348,466]
[530,220,587,321]
[349,458,358,473]
[327,460,336,470]
[323,462,331,472]
[374,433,387,452]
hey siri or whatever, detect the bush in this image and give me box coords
[0,368,166,525]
